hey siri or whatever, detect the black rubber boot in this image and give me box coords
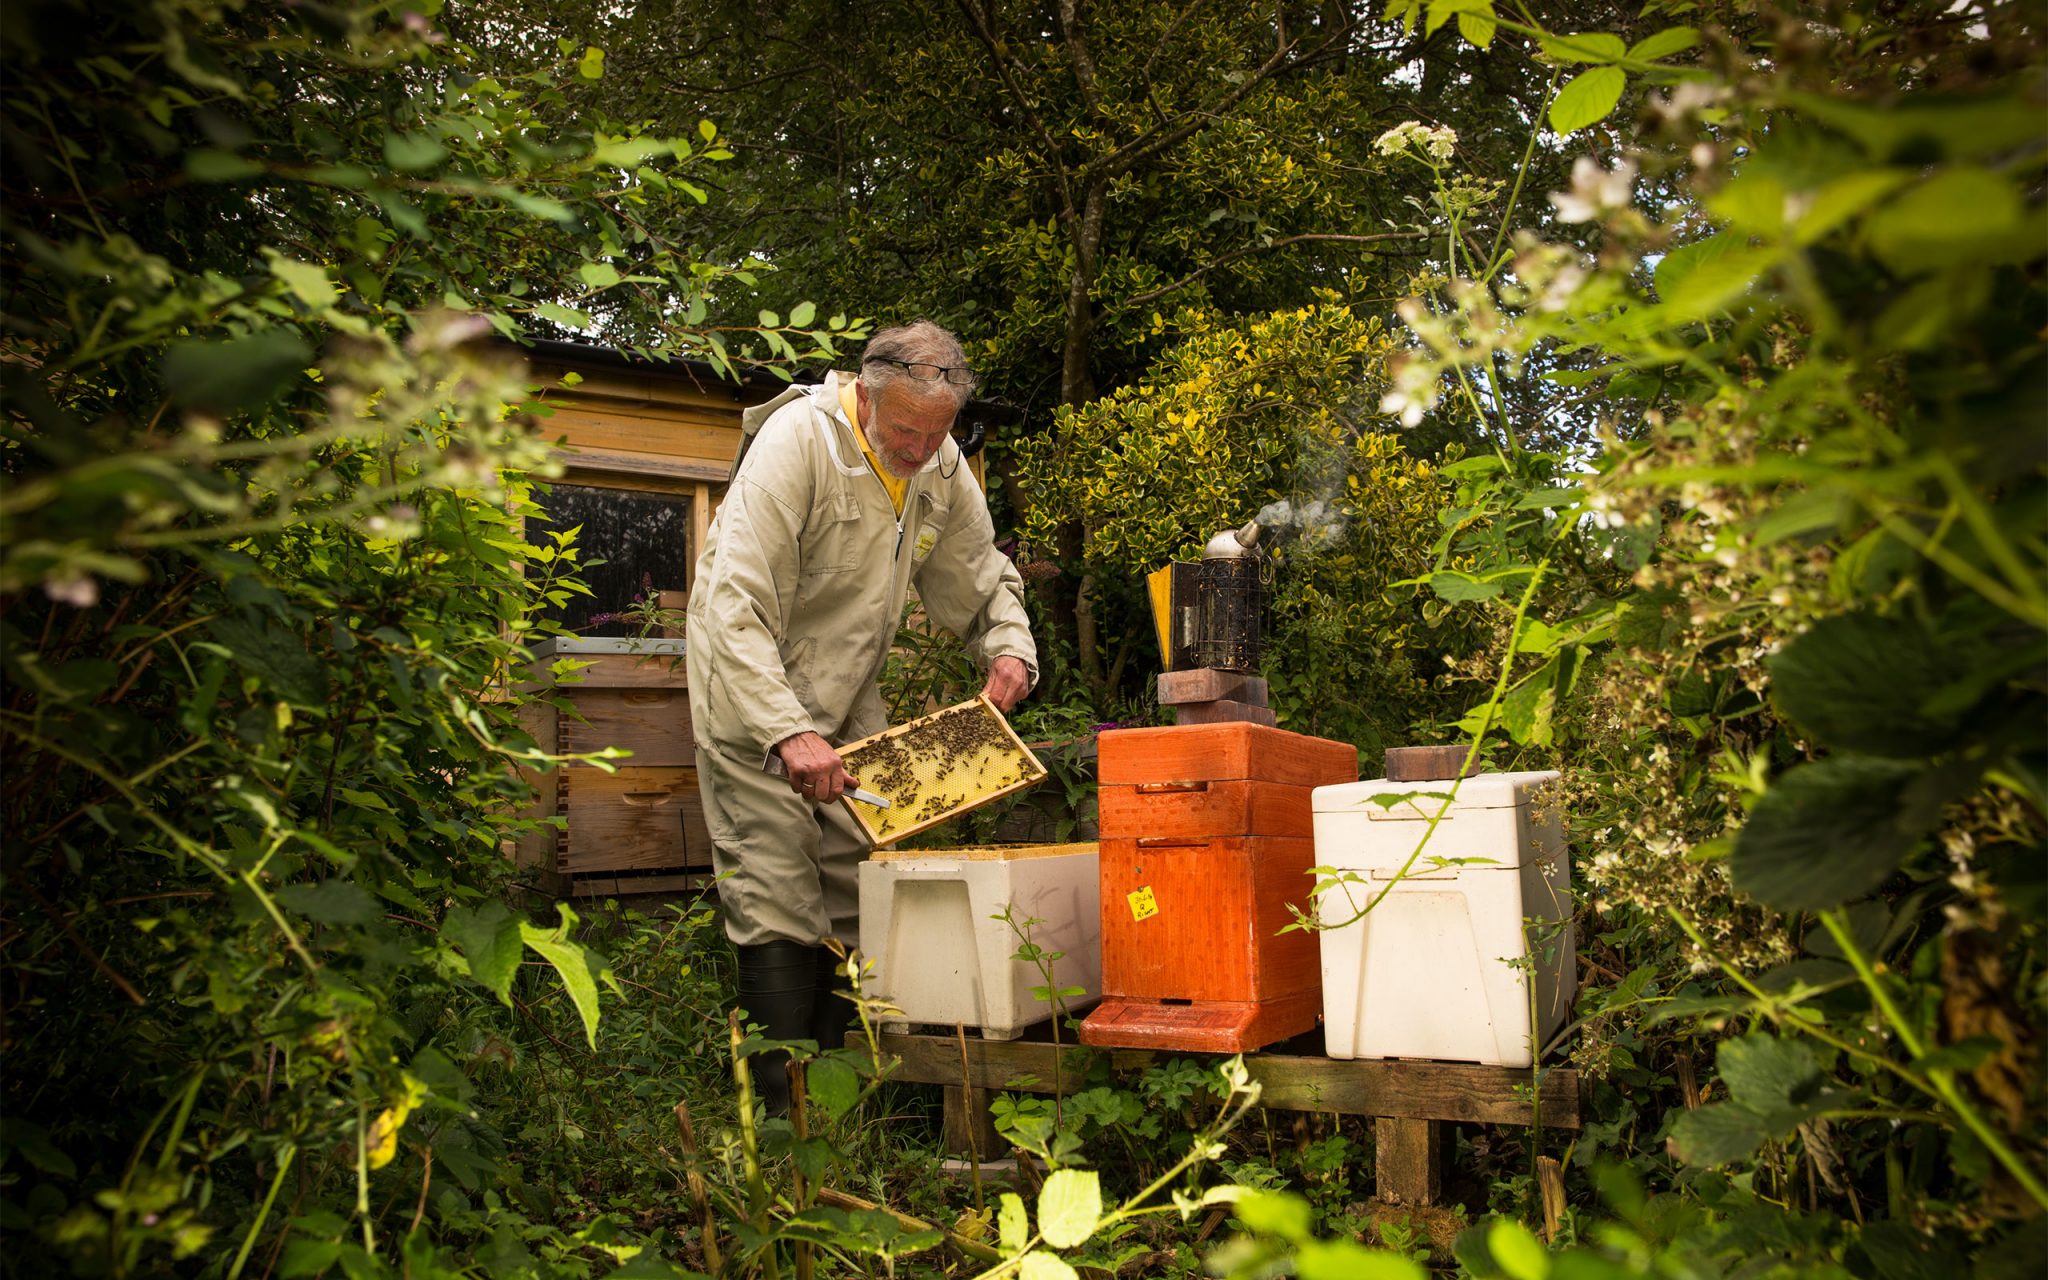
[811,948,857,1052]
[734,939,818,1118]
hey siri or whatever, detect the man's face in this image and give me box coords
[856,379,956,479]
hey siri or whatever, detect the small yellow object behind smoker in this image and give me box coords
[839,695,1047,846]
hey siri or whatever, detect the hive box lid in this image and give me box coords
[1098,723,1357,787]
[1312,769,1560,816]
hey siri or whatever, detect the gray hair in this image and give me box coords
[859,319,976,405]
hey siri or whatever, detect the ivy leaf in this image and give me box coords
[1035,1168,1102,1249]
[520,906,606,1049]
[806,1054,860,1121]
[1550,66,1627,134]
[444,900,523,1004]
[1767,611,1972,757]
[1732,757,1975,910]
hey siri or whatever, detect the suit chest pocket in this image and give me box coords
[800,494,866,575]
[910,496,949,563]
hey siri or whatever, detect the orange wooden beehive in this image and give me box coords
[1079,722,1357,1053]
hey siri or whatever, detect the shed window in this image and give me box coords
[526,482,692,637]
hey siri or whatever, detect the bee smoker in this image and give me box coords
[1188,519,1265,673]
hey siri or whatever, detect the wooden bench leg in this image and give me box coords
[1375,1116,1442,1206]
[942,1084,1003,1160]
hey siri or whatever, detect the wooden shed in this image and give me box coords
[506,340,1009,898]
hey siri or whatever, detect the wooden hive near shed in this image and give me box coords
[512,637,713,897]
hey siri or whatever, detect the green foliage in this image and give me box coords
[1367,0,2048,1258]
[0,0,846,1271]
[1015,304,1451,745]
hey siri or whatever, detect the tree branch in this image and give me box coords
[1124,230,1428,306]
[954,0,1081,230]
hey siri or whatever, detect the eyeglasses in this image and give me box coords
[868,357,975,386]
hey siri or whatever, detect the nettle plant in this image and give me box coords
[1371,0,2045,1254]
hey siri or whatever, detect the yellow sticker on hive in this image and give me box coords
[1127,886,1159,922]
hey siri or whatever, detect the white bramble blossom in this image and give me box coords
[1379,348,1441,429]
[1548,155,1639,223]
[1374,120,1458,163]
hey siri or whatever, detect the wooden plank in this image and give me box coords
[869,841,1098,863]
[1384,745,1479,782]
[548,444,733,484]
[551,651,689,690]
[561,765,714,873]
[691,482,712,595]
[1376,1117,1442,1206]
[567,872,716,897]
[1098,724,1357,787]
[539,403,741,464]
[1157,670,1268,706]
[1098,780,1318,839]
[1174,699,1278,727]
[941,1085,1005,1160]
[867,1032,1581,1129]
[557,687,694,766]
[531,368,754,411]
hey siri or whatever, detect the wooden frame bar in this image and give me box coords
[865,1030,1580,1205]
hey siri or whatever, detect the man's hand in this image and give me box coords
[775,731,855,803]
[981,655,1031,714]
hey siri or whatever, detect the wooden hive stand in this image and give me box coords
[864,1029,1580,1206]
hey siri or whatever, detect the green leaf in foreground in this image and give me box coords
[445,900,523,1003]
[1036,1168,1102,1249]
[806,1054,860,1121]
[520,905,605,1049]
[1767,611,1971,757]
[161,329,312,413]
[1550,66,1627,135]
[1731,756,1972,910]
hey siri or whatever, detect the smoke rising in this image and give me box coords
[1256,496,1347,552]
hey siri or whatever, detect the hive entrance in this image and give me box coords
[841,696,1046,846]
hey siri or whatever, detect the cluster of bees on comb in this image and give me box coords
[843,703,1037,836]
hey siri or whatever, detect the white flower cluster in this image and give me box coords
[1379,347,1441,428]
[1374,120,1458,163]
[1548,155,1638,223]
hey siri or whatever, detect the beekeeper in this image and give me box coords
[686,319,1036,1115]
